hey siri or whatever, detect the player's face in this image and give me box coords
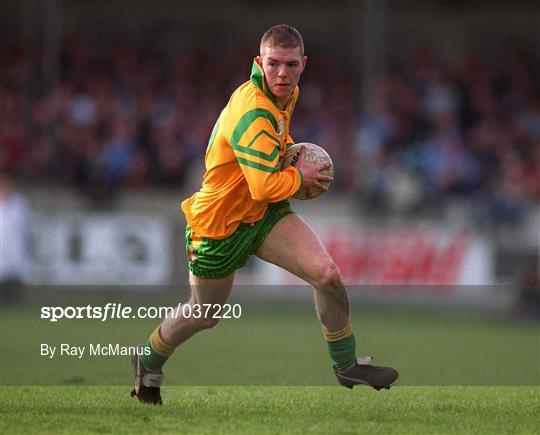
[257,45,307,107]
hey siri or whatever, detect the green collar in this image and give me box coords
[250,60,285,110]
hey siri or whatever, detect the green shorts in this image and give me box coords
[185,200,293,279]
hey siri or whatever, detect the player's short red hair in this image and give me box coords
[260,24,304,56]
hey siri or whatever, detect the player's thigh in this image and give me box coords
[255,213,333,285]
[188,271,235,306]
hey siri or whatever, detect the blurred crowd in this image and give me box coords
[352,48,539,224]
[1,35,538,223]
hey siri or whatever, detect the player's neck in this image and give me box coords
[275,94,292,110]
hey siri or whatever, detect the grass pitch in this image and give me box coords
[1,299,538,386]
[1,298,539,433]
[1,386,538,434]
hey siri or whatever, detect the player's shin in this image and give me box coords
[314,284,357,371]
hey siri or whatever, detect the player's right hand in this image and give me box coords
[296,145,334,192]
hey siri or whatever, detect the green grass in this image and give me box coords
[1,386,538,434]
[1,301,539,386]
[1,299,539,433]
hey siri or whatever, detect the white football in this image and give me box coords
[282,142,334,200]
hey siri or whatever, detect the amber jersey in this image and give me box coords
[181,60,302,239]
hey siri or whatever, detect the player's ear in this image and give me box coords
[302,56,308,69]
[256,55,262,66]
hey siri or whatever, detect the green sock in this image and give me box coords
[327,335,357,371]
[139,339,169,372]
[139,326,175,372]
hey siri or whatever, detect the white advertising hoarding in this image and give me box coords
[30,214,172,285]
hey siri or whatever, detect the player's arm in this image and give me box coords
[286,134,295,149]
[231,115,302,202]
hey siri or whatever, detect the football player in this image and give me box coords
[131,24,398,405]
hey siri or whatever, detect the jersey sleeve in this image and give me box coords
[230,109,302,202]
[286,134,295,148]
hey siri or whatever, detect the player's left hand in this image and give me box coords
[296,145,334,191]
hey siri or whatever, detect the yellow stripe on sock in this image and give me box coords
[150,325,176,357]
[323,323,353,342]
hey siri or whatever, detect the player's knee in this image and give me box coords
[314,261,343,290]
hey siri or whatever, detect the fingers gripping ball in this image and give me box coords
[282,143,334,200]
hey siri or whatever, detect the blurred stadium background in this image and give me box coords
[1,0,539,387]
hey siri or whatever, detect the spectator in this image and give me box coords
[0,35,537,224]
[0,172,32,304]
